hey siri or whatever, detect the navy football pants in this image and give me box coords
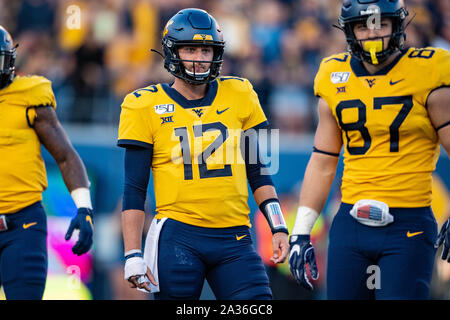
[0,202,48,300]
[154,219,272,300]
[327,203,438,300]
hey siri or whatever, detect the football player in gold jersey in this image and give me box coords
[0,26,94,299]
[118,8,289,299]
[289,0,450,299]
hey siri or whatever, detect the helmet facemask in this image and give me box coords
[0,44,17,89]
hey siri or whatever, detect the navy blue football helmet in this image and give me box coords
[338,0,408,64]
[161,8,225,85]
[0,26,16,89]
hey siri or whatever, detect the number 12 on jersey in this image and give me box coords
[174,121,233,180]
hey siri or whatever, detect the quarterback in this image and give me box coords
[118,8,289,299]
[0,26,94,299]
[289,0,450,299]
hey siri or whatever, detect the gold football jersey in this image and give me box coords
[0,75,57,213]
[314,47,450,207]
[118,77,268,227]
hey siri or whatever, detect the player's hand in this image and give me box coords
[271,232,289,264]
[435,218,450,262]
[124,255,157,292]
[65,207,94,256]
[289,234,318,290]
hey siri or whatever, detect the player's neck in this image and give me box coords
[171,78,208,100]
[360,50,401,75]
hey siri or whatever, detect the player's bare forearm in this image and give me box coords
[121,209,146,252]
[253,185,278,206]
[427,86,450,156]
[299,152,339,213]
[34,106,90,190]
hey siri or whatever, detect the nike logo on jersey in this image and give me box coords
[390,79,404,85]
[236,234,247,241]
[407,231,424,238]
[216,107,229,115]
[23,222,37,229]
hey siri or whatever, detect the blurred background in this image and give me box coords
[0,0,448,300]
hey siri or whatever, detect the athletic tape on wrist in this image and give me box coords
[292,206,319,235]
[71,187,93,209]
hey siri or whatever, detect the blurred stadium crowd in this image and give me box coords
[1,0,449,300]
[2,0,449,134]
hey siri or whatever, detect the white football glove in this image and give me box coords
[124,256,151,293]
[124,256,147,280]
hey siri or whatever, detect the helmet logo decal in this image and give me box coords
[360,5,380,16]
[163,20,174,37]
[193,34,213,41]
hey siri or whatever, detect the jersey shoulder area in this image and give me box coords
[315,52,351,79]
[10,75,53,93]
[319,52,351,68]
[405,46,449,60]
[403,47,450,87]
[217,76,254,93]
[314,52,351,97]
[7,75,56,107]
[403,46,450,69]
[121,84,161,110]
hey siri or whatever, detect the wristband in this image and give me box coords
[125,249,143,260]
[71,187,93,210]
[292,206,319,235]
[259,198,289,235]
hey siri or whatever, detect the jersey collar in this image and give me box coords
[350,49,408,77]
[161,80,218,109]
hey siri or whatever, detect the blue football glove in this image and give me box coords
[289,234,319,290]
[435,218,450,262]
[65,208,94,256]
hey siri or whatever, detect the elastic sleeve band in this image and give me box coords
[436,121,450,131]
[312,146,340,157]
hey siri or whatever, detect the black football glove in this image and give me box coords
[435,218,450,263]
[289,234,319,290]
[65,208,94,256]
